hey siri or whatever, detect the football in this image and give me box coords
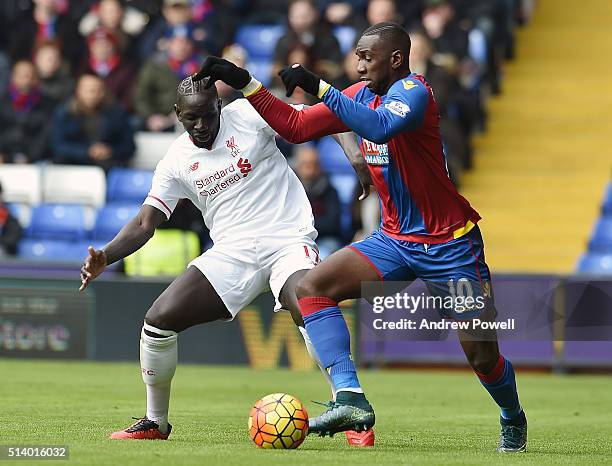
[248,393,309,449]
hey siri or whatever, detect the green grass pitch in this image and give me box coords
[1,359,611,465]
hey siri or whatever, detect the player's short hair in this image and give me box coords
[362,21,411,58]
[176,75,218,101]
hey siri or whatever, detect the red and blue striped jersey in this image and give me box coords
[246,74,480,244]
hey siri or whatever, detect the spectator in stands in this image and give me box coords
[274,0,344,85]
[138,0,220,61]
[366,0,402,26]
[78,0,147,58]
[34,40,74,105]
[80,29,135,110]
[409,29,471,180]
[215,44,247,107]
[422,0,469,65]
[294,145,342,257]
[9,0,84,71]
[423,0,483,134]
[0,60,54,163]
[135,24,205,131]
[320,0,366,27]
[51,74,135,169]
[0,182,22,258]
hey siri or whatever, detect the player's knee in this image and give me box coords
[295,275,323,300]
[145,301,178,334]
[466,350,499,374]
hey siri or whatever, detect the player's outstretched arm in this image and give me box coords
[79,205,166,291]
[331,132,372,200]
[279,65,429,144]
[192,57,352,143]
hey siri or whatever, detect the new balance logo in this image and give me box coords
[188,161,199,173]
[237,158,252,177]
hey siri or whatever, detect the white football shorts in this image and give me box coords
[188,234,320,319]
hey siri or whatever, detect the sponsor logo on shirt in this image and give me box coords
[188,161,199,173]
[237,157,252,177]
[384,100,410,118]
[362,139,389,165]
[193,157,253,197]
[226,136,241,157]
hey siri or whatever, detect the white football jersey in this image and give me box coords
[144,99,317,246]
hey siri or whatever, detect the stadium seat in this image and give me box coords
[106,168,153,204]
[29,203,86,241]
[333,25,357,55]
[317,136,355,175]
[246,59,274,87]
[124,229,200,276]
[42,165,106,208]
[0,165,42,205]
[132,131,176,170]
[93,203,141,241]
[588,217,612,252]
[235,24,286,60]
[6,203,32,229]
[18,238,86,263]
[577,252,612,274]
[602,183,612,215]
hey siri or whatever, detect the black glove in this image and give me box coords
[192,56,251,90]
[278,64,321,97]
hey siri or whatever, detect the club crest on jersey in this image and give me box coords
[362,139,389,165]
[188,161,199,173]
[226,136,241,157]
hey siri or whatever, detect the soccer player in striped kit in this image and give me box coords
[195,21,527,452]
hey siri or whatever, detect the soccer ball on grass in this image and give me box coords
[248,393,308,449]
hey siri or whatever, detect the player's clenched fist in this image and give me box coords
[192,56,251,90]
[278,64,321,97]
[79,246,107,291]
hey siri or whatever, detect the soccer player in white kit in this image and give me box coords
[78,75,371,441]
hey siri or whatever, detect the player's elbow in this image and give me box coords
[364,131,391,145]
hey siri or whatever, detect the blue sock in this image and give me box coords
[303,306,361,392]
[477,355,522,420]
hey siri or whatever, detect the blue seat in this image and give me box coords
[94,204,141,241]
[247,59,274,87]
[602,183,612,215]
[333,25,356,55]
[577,253,612,274]
[235,24,286,60]
[106,168,153,204]
[589,217,612,252]
[317,136,355,175]
[29,204,86,240]
[18,238,86,263]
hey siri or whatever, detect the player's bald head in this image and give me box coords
[361,21,411,61]
[176,75,218,106]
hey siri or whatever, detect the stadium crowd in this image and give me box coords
[0,0,532,261]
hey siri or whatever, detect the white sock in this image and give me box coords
[140,322,177,434]
[298,326,336,401]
